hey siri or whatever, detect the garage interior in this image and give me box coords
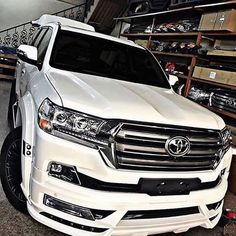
[0,0,236,235]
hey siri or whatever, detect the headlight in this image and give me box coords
[38,98,118,147]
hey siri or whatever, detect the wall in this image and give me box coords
[0,0,85,31]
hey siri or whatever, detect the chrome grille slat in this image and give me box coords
[116,151,216,160]
[114,123,223,171]
[117,143,218,155]
[117,128,220,143]
[117,130,218,143]
[190,142,220,147]
[188,137,219,143]
[117,137,220,146]
[117,150,166,156]
[117,129,169,140]
[120,123,218,135]
[116,143,166,154]
[190,149,218,155]
[117,156,213,167]
[117,154,216,162]
[118,162,215,171]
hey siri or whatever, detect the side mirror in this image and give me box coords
[168,74,179,87]
[17,45,40,68]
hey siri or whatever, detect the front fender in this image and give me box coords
[18,92,37,200]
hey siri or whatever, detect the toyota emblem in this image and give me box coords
[165,136,190,157]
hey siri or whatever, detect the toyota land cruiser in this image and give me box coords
[0,15,232,236]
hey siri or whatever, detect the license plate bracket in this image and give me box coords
[138,178,201,196]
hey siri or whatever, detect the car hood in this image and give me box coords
[47,68,225,130]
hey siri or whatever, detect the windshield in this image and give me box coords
[50,30,170,89]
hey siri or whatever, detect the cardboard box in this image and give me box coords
[193,66,236,86]
[193,66,228,84]
[214,9,236,32]
[198,12,217,31]
[207,50,236,57]
[214,40,236,51]
[199,9,236,32]
[192,66,202,78]
[228,73,236,86]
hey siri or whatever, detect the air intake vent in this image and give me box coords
[123,206,199,220]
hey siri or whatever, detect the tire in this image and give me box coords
[0,127,27,214]
[7,80,16,130]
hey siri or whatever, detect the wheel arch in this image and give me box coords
[18,92,37,200]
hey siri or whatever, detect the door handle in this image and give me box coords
[17,60,21,65]
[21,68,26,76]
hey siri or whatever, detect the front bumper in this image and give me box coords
[27,126,233,236]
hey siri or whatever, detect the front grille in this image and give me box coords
[114,123,224,171]
[212,93,236,114]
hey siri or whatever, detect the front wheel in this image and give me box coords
[0,127,27,213]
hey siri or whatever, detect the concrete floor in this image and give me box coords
[0,80,235,236]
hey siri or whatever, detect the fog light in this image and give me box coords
[51,163,62,173]
[44,194,95,220]
[48,162,80,185]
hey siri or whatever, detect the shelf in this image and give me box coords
[154,51,236,62]
[0,54,17,60]
[202,104,236,120]
[122,31,236,39]
[115,0,236,21]
[0,74,15,80]
[153,51,196,58]
[190,77,236,90]
[195,0,236,11]
[0,63,16,70]
[117,1,236,121]
[168,73,189,80]
[203,32,236,38]
[203,54,236,63]
[114,6,194,21]
[121,32,199,37]
[121,33,151,38]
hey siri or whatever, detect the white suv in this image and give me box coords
[0,15,232,236]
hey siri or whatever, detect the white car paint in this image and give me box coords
[13,15,232,236]
[47,68,225,130]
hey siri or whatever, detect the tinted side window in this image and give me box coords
[37,29,52,63]
[29,28,41,46]
[33,28,47,48]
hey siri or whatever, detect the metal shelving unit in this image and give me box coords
[115,0,236,120]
